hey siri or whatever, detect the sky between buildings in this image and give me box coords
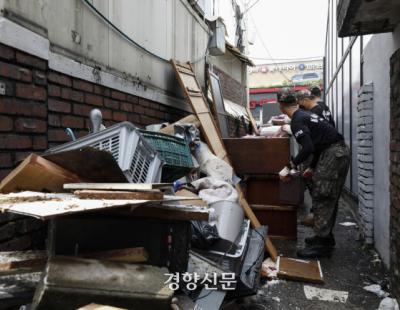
[246,0,329,64]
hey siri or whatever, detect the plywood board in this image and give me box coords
[0,191,205,220]
[0,192,150,220]
[73,190,163,201]
[170,59,278,261]
[277,257,324,284]
[0,154,84,194]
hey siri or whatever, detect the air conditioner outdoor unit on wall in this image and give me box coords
[190,0,214,19]
[209,17,226,56]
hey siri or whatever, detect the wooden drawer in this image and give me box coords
[251,204,297,240]
[244,176,304,206]
[223,137,290,175]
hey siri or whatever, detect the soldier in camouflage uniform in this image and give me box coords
[296,88,336,227]
[278,91,350,258]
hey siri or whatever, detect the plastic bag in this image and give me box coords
[191,221,219,250]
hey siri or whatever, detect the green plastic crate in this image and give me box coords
[139,130,194,181]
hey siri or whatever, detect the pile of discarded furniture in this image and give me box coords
[0,60,323,310]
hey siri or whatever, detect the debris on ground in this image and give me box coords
[339,221,358,227]
[378,297,400,310]
[363,284,390,298]
[303,285,349,303]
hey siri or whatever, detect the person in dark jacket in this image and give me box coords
[278,91,350,258]
[297,88,335,127]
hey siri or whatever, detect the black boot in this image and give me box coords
[305,234,335,247]
[297,245,334,258]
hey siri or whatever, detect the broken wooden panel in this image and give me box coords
[43,148,128,183]
[32,257,173,310]
[277,257,324,284]
[73,190,164,201]
[0,154,84,194]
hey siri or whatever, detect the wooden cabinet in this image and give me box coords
[223,137,290,175]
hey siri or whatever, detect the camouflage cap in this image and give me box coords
[296,89,313,101]
[278,89,297,105]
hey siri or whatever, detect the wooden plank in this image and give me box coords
[170,59,278,261]
[246,107,258,134]
[64,183,172,191]
[82,247,149,263]
[73,190,163,201]
[0,154,84,194]
[277,257,324,284]
[175,188,207,206]
[0,250,47,275]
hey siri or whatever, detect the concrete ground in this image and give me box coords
[236,194,392,310]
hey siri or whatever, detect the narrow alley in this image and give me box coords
[0,0,399,309]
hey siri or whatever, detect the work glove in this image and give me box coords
[302,168,314,179]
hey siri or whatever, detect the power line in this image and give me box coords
[248,12,290,81]
[249,56,324,61]
[81,0,169,63]
[242,0,262,15]
[81,0,209,65]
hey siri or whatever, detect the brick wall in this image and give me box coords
[390,49,400,298]
[213,66,247,107]
[0,44,48,250]
[46,71,187,147]
[0,42,188,251]
[357,83,374,244]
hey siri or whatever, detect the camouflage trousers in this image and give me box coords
[311,140,350,237]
